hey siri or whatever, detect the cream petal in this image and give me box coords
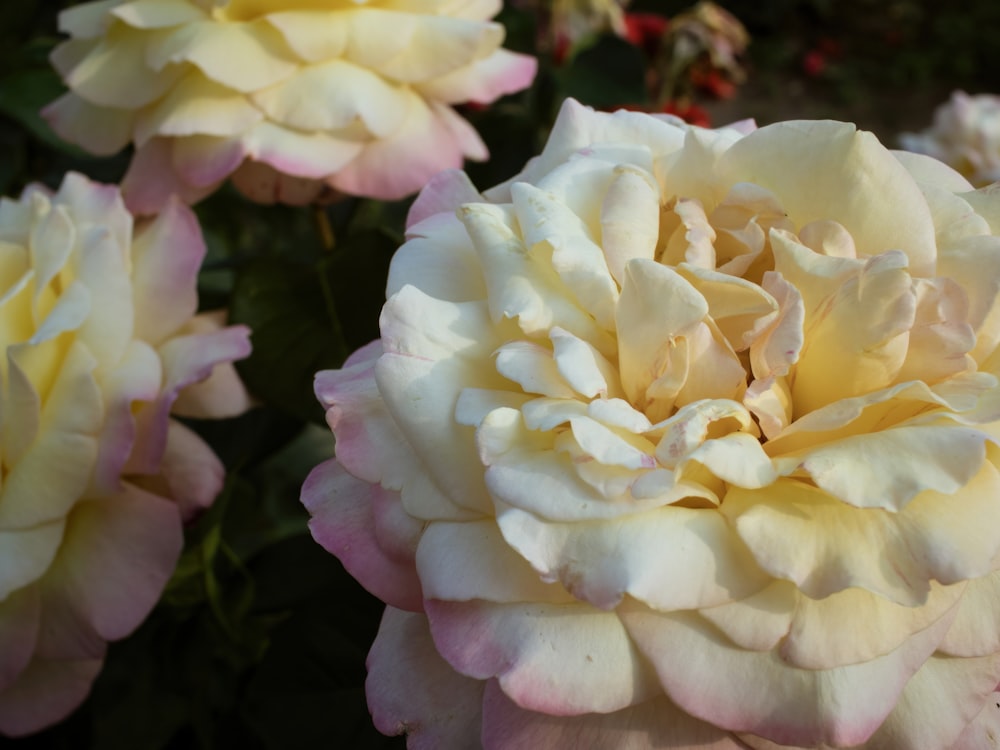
[893,148,976,192]
[0,522,64,601]
[495,502,770,611]
[134,69,264,144]
[678,263,778,351]
[895,277,975,383]
[263,11,348,62]
[616,258,708,408]
[600,164,661,287]
[250,59,407,138]
[425,598,660,715]
[112,0,208,29]
[718,120,937,276]
[376,286,503,515]
[619,601,955,747]
[947,689,1000,750]
[486,100,685,202]
[392,212,486,302]
[145,18,297,91]
[61,28,183,109]
[416,521,573,603]
[479,408,696,521]
[937,234,1000,364]
[414,48,537,105]
[343,11,504,81]
[791,250,916,414]
[863,653,1000,750]
[568,416,656,470]
[777,584,963,669]
[549,327,622,398]
[511,182,619,331]
[725,463,1000,605]
[787,420,989,511]
[938,570,1000,657]
[494,340,578,399]
[460,202,614,351]
[481,681,743,750]
[59,0,121,38]
[40,94,135,157]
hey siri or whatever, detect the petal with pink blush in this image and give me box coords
[170,134,246,190]
[122,139,217,215]
[302,460,424,612]
[0,587,40,692]
[481,680,744,750]
[329,98,487,200]
[366,608,484,749]
[40,486,182,644]
[41,94,135,157]
[425,599,660,716]
[151,419,226,520]
[130,197,203,344]
[92,340,162,494]
[0,657,103,738]
[414,49,538,104]
[405,168,483,228]
[243,121,363,179]
[619,601,955,747]
[860,653,1000,750]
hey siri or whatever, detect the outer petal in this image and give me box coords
[425,599,661,716]
[619,602,957,747]
[302,460,424,612]
[0,658,103,738]
[481,681,745,750]
[366,608,485,750]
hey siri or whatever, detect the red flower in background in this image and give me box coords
[624,12,670,57]
[663,100,712,126]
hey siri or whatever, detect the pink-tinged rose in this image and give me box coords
[42,0,538,213]
[0,173,251,736]
[301,97,1000,748]
[900,90,1000,188]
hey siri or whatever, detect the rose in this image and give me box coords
[0,173,251,736]
[302,98,1000,748]
[42,0,537,213]
[900,90,1000,188]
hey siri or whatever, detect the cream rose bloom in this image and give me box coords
[302,99,1000,748]
[901,91,1000,189]
[0,173,251,736]
[43,0,537,213]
